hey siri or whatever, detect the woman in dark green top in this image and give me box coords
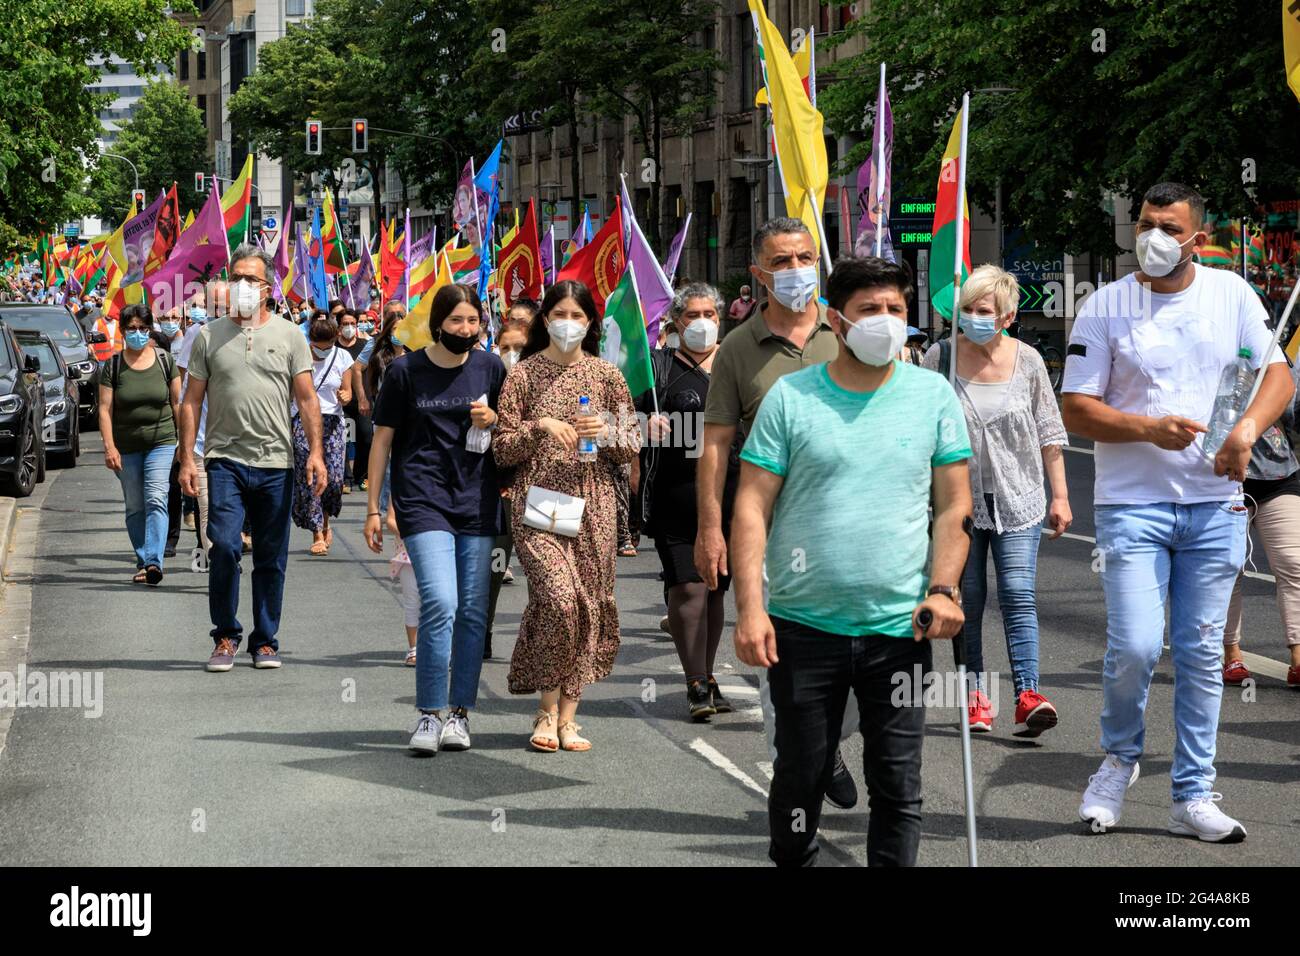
[98,304,181,585]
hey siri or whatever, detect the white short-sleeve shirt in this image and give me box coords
[292,345,355,418]
[1062,264,1284,505]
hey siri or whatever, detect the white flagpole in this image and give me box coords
[874,62,886,258]
[949,93,970,387]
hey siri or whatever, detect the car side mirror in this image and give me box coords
[89,332,107,344]
[23,354,40,373]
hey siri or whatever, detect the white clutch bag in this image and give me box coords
[522,485,586,537]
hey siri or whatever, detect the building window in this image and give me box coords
[179,52,189,81]
[197,94,207,121]
[738,15,754,112]
[197,51,206,80]
[286,0,306,14]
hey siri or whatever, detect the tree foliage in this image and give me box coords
[821,0,1300,257]
[88,79,209,222]
[0,0,194,237]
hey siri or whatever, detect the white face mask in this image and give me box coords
[232,280,263,317]
[759,264,819,312]
[681,318,718,352]
[841,312,907,367]
[339,324,357,340]
[1135,228,1195,278]
[500,349,519,370]
[547,318,587,352]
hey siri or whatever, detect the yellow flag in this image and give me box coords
[748,1,826,251]
[1287,0,1300,103]
[1287,326,1300,363]
[393,252,452,350]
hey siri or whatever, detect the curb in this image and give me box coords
[0,497,15,582]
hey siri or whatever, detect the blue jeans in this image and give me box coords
[116,444,175,569]
[961,496,1043,694]
[404,530,494,711]
[1095,502,1248,802]
[205,458,293,655]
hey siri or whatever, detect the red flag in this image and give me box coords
[555,198,625,313]
[144,183,181,277]
[498,199,544,308]
[380,220,406,304]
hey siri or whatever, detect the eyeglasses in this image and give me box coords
[230,274,269,286]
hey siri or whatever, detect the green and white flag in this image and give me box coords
[599,268,655,398]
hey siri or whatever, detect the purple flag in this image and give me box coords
[121,190,166,286]
[619,178,674,344]
[662,213,692,283]
[540,224,555,285]
[272,204,294,303]
[407,230,435,269]
[855,69,895,262]
[143,240,230,313]
[292,226,312,303]
[347,245,375,310]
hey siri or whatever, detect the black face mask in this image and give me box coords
[438,329,478,354]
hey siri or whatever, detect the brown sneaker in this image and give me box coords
[207,637,238,672]
[253,645,282,669]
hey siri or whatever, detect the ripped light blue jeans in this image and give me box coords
[1094,501,1247,802]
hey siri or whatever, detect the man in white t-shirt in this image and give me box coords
[1062,182,1295,844]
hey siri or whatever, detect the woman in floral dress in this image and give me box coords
[493,280,642,752]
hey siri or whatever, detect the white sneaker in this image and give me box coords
[440,710,471,751]
[409,711,443,753]
[1168,793,1247,843]
[1078,755,1140,832]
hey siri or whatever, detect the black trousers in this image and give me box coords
[347,404,372,485]
[767,616,932,867]
[165,456,182,552]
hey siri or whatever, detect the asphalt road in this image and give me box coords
[0,433,1296,866]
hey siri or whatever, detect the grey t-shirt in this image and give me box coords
[186,315,313,469]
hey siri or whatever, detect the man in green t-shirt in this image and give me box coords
[732,256,973,867]
[179,245,324,672]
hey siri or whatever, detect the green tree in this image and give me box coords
[88,79,209,221]
[0,0,194,236]
[820,0,1300,258]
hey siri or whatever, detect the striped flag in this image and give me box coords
[928,104,970,320]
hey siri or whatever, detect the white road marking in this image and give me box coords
[756,761,774,781]
[715,683,759,696]
[689,738,767,797]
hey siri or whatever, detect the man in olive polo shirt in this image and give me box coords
[695,217,857,806]
[179,244,326,672]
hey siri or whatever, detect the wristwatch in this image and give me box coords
[927,584,962,606]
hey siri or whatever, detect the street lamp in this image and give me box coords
[100,152,140,197]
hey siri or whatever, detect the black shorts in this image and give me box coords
[654,531,732,593]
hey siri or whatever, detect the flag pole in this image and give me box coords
[949,93,970,388]
[874,62,887,258]
[623,246,660,419]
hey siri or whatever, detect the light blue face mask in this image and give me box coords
[124,330,152,351]
[160,321,180,336]
[189,307,207,324]
[757,263,819,312]
[958,311,999,345]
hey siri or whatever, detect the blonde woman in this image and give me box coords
[924,264,1071,737]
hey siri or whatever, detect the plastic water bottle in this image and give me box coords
[577,395,598,462]
[1202,348,1255,457]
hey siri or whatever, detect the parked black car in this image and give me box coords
[14,331,80,470]
[0,320,47,497]
[0,304,99,425]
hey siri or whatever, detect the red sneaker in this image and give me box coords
[968,690,993,733]
[1223,660,1251,685]
[1014,689,1058,738]
[1288,665,1300,688]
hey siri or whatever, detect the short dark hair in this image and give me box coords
[328,299,345,314]
[752,217,813,261]
[120,304,153,329]
[309,315,339,342]
[1142,182,1205,228]
[522,280,602,360]
[508,298,539,322]
[825,256,914,312]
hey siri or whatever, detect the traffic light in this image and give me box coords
[195,172,205,193]
[305,119,322,155]
[131,189,146,209]
[352,118,368,154]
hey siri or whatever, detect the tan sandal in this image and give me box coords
[529,709,559,753]
[309,536,329,556]
[557,720,591,752]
